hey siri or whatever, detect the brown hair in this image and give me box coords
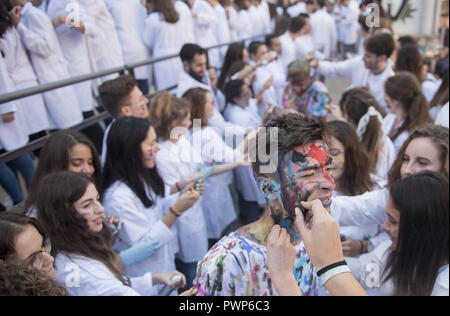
[385,72,431,141]
[0,260,69,296]
[183,88,210,127]
[146,0,179,23]
[99,75,137,119]
[395,44,425,83]
[26,130,103,212]
[0,213,47,262]
[387,124,449,187]
[327,121,375,196]
[340,88,386,172]
[148,91,191,141]
[36,172,130,287]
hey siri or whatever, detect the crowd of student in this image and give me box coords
[0,0,448,296]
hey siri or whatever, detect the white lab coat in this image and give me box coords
[310,8,338,59]
[257,1,272,36]
[295,34,326,61]
[332,175,389,251]
[266,57,287,106]
[279,32,297,71]
[176,71,241,135]
[78,0,124,83]
[55,252,156,296]
[248,5,264,40]
[340,3,359,45]
[210,2,231,62]
[422,73,441,103]
[332,188,389,231]
[191,0,221,69]
[189,126,239,239]
[435,102,449,128]
[235,9,252,42]
[346,240,450,296]
[224,101,266,204]
[104,0,149,81]
[375,134,396,180]
[317,56,395,112]
[0,28,49,135]
[226,5,240,42]
[382,113,409,155]
[156,136,208,263]
[44,0,95,113]
[175,1,196,44]
[287,2,306,17]
[253,66,277,116]
[102,181,178,282]
[17,2,83,129]
[143,12,187,91]
[0,56,29,151]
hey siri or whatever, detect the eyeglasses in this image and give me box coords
[26,239,52,270]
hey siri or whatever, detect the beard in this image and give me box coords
[188,66,205,83]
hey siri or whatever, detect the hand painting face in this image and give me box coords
[261,140,335,243]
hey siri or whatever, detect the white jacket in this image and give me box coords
[224,102,266,204]
[0,27,49,134]
[44,0,95,112]
[17,2,83,129]
[104,0,149,81]
[211,2,232,62]
[55,252,156,296]
[279,32,296,71]
[102,181,178,280]
[78,0,124,83]
[310,8,338,59]
[0,56,28,151]
[346,240,450,296]
[189,127,239,238]
[156,136,208,263]
[191,0,221,69]
[317,56,395,112]
[143,12,186,90]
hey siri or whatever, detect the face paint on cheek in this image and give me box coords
[308,145,335,188]
[82,212,91,217]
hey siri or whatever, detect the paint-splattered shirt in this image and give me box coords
[193,232,321,296]
[282,81,330,118]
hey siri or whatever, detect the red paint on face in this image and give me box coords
[309,145,335,188]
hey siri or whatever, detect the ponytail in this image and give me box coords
[385,72,431,141]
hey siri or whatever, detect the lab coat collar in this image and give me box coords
[20,2,32,15]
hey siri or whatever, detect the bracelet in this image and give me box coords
[170,206,182,217]
[317,260,347,277]
[320,265,351,285]
[175,182,182,192]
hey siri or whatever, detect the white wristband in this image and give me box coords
[320,265,351,285]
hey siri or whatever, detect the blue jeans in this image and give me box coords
[175,259,198,291]
[0,153,34,204]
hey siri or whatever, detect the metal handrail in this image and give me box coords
[0,34,268,164]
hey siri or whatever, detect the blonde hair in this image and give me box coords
[148,91,191,141]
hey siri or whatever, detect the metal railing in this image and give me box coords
[0,34,268,165]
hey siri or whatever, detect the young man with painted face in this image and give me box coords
[193,113,335,296]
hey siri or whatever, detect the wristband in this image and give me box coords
[170,206,182,217]
[317,260,347,277]
[319,265,351,285]
[175,182,182,192]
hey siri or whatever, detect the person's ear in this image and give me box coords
[120,105,131,117]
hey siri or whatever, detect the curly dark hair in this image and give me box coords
[0,260,68,296]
